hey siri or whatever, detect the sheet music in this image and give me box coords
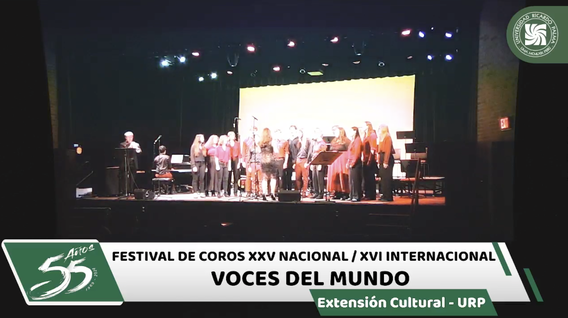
[171,154,183,164]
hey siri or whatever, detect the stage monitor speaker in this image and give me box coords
[278,190,301,202]
[105,167,119,196]
[134,189,155,200]
[92,166,118,196]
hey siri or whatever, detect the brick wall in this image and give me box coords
[477,0,523,142]
[476,0,523,240]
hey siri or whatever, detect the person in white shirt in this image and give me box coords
[118,131,141,195]
[121,131,142,153]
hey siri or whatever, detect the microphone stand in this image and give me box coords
[234,117,243,200]
[124,149,129,198]
[118,145,131,199]
[251,117,260,200]
[153,136,162,162]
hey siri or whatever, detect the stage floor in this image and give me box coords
[68,189,456,241]
[80,191,445,206]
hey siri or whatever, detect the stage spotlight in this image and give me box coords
[210,72,217,79]
[378,61,385,67]
[299,69,306,74]
[445,32,453,38]
[330,37,339,43]
[178,56,186,63]
[431,27,434,30]
[192,51,200,57]
[445,54,453,61]
[322,63,329,67]
[287,40,295,47]
[273,66,281,72]
[407,55,413,60]
[427,54,434,60]
[247,45,255,52]
[198,77,204,82]
[160,59,171,67]
[418,31,425,38]
[227,70,233,75]
[401,29,411,36]
[353,60,361,64]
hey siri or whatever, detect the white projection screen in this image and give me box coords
[239,76,415,175]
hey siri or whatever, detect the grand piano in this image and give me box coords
[152,154,193,192]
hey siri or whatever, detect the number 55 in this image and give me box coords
[30,254,93,300]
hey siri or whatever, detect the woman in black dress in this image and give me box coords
[259,128,277,201]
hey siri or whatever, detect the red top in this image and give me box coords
[362,130,377,163]
[229,140,240,159]
[207,146,216,157]
[347,137,363,167]
[377,134,394,165]
[216,145,231,163]
[275,140,289,159]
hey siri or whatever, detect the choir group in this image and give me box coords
[160,122,396,202]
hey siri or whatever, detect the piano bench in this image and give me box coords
[152,178,174,195]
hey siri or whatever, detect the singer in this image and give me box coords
[228,131,241,196]
[205,135,220,196]
[190,134,206,197]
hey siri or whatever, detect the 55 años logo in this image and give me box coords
[3,240,123,305]
[29,244,98,300]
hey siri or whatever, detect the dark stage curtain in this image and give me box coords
[55,29,479,172]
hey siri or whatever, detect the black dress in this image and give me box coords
[260,143,277,178]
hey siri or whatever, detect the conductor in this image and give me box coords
[120,131,142,154]
[118,131,142,195]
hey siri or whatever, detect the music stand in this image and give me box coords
[396,131,415,140]
[309,151,344,201]
[404,143,428,211]
[115,147,137,198]
[405,143,427,160]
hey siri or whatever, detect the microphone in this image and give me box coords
[154,135,162,144]
[252,116,258,120]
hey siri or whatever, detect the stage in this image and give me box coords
[61,188,466,242]
[81,192,444,205]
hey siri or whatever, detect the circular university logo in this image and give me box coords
[512,11,558,58]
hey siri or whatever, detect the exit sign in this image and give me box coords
[500,117,511,131]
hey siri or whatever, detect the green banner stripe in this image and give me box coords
[491,242,511,276]
[523,268,543,302]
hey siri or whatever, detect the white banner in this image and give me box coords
[99,242,528,302]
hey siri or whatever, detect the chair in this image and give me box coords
[152,178,174,195]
